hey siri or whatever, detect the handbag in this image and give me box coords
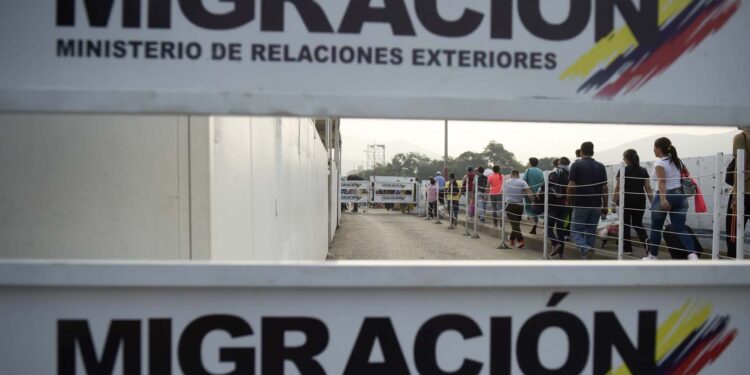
[681,168,697,197]
[726,157,736,186]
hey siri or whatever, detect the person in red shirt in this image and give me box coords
[462,167,477,218]
[487,165,504,227]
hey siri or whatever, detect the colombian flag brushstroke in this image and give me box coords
[608,300,737,375]
[562,0,740,99]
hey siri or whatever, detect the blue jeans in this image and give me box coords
[572,207,601,257]
[548,205,570,247]
[450,200,459,225]
[648,189,693,256]
[490,194,502,226]
[477,193,486,221]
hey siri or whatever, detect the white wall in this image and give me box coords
[0,114,333,261]
[0,114,190,259]
[209,117,329,261]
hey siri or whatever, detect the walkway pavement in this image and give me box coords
[329,209,621,260]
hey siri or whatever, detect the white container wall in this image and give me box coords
[0,114,191,259]
[209,117,329,261]
[0,114,335,261]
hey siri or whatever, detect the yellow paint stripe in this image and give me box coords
[560,0,694,80]
[607,300,711,375]
[657,303,712,359]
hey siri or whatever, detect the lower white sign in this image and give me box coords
[0,262,747,374]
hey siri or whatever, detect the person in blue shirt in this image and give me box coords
[523,157,545,234]
[434,171,446,207]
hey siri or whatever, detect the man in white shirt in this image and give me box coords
[503,170,534,248]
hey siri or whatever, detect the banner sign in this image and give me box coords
[1,0,748,125]
[372,182,416,203]
[0,262,748,374]
[340,181,370,204]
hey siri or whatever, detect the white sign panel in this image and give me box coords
[0,262,749,374]
[372,182,416,203]
[1,0,749,125]
[340,181,370,204]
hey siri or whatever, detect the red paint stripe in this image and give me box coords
[595,1,739,99]
[684,330,738,374]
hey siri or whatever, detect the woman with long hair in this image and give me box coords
[644,137,698,260]
[613,149,653,255]
[446,172,462,228]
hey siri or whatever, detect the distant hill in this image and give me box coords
[595,131,735,165]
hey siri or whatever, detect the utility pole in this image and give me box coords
[366,144,386,176]
[444,120,448,176]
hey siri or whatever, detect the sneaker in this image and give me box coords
[550,244,563,257]
[508,239,515,248]
[517,240,526,249]
[642,253,658,260]
[688,253,699,261]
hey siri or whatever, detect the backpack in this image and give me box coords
[550,167,569,199]
[450,180,460,195]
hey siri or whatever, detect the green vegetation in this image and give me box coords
[348,141,556,180]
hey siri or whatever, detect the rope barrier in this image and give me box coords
[404,153,748,260]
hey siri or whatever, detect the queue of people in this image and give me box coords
[420,135,732,260]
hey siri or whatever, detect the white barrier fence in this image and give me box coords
[340,177,421,209]
[415,153,748,260]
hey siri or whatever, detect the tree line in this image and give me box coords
[348,141,557,180]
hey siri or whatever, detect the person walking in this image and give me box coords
[613,149,653,256]
[644,137,697,260]
[504,170,534,248]
[523,157,544,234]
[487,165,504,227]
[476,166,488,223]
[547,157,571,258]
[435,171,446,210]
[427,178,438,221]
[727,127,750,258]
[567,142,608,259]
[462,167,477,219]
[446,172,462,228]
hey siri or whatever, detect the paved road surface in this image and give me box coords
[329,209,545,260]
[329,208,713,261]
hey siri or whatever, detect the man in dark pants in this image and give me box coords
[548,157,571,258]
[503,170,534,248]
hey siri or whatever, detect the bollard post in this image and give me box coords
[543,171,549,260]
[737,149,745,260]
[464,180,471,236]
[712,153,723,260]
[500,183,508,248]
[472,175,480,238]
[617,164,625,260]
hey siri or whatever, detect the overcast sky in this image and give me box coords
[340,119,736,172]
